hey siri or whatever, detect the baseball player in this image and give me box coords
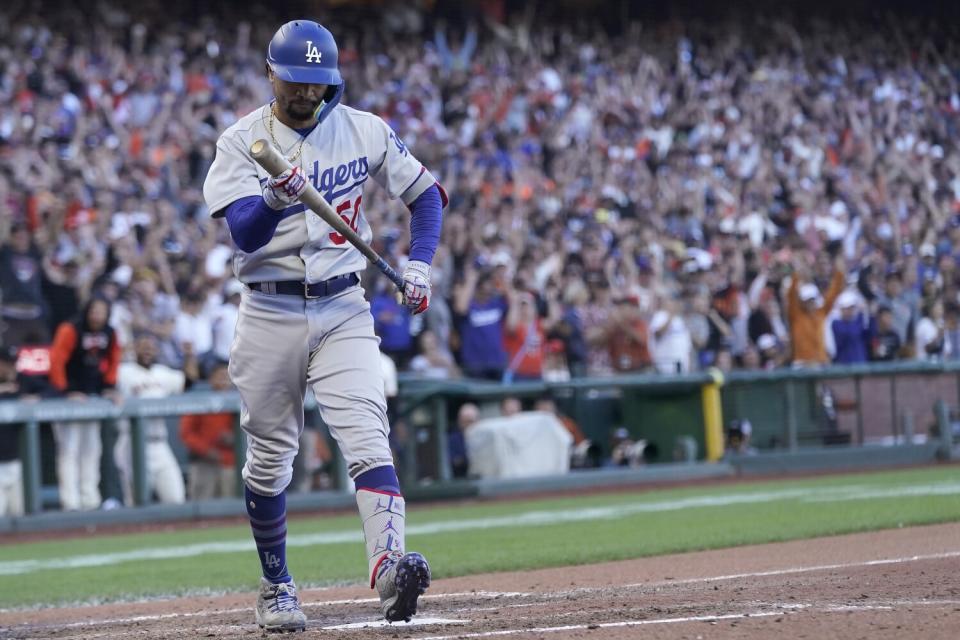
[202,21,444,632]
[115,333,190,505]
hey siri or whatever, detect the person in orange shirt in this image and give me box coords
[179,361,237,500]
[787,255,846,366]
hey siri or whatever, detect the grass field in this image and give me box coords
[1,465,959,610]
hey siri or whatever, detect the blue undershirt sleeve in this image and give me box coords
[408,185,442,265]
[224,196,282,253]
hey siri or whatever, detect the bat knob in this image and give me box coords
[250,139,269,158]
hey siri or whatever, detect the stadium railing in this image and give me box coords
[0,392,245,514]
[396,360,960,483]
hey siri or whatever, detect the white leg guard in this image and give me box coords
[356,489,405,586]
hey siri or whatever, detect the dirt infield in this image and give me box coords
[3,522,959,639]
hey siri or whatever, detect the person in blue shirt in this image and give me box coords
[832,291,871,364]
[453,265,509,380]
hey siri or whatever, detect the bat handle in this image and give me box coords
[376,257,406,291]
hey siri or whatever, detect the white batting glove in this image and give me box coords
[402,260,431,315]
[262,166,307,210]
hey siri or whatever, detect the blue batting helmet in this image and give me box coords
[266,21,342,86]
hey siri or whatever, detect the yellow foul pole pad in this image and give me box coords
[702,368,725,461]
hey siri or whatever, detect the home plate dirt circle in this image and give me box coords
[4,522,959,639]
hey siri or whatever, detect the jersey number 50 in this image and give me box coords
[329,196,362,245]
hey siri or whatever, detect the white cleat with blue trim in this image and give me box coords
[375,551,432,622]
[255,577,307,633]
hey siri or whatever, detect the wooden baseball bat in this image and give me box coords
[249,139,405,291]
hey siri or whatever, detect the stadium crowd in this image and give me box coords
[1,1,960,509]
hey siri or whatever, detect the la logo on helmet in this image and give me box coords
[305,40,322,63]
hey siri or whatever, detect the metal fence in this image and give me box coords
[722,361,960,450]
[0,392,245,514]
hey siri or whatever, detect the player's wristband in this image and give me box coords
[262,185,290,211]
[404,260,431,281]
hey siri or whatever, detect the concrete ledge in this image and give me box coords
[729,443,942,475]
[285,491,358,513]
[0,491,357,535]
[475,462,735,498]
[1,501,203,534]
[405,482,480,502]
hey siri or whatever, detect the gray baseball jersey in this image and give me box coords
[203,103,438,283]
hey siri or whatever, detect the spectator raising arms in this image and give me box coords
[787,256,845,366]
[453,265,508,380]
[503,289,548,382]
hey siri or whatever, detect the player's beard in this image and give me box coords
[284,99,321,122]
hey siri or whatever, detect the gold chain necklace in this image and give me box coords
[267,104,307,165]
